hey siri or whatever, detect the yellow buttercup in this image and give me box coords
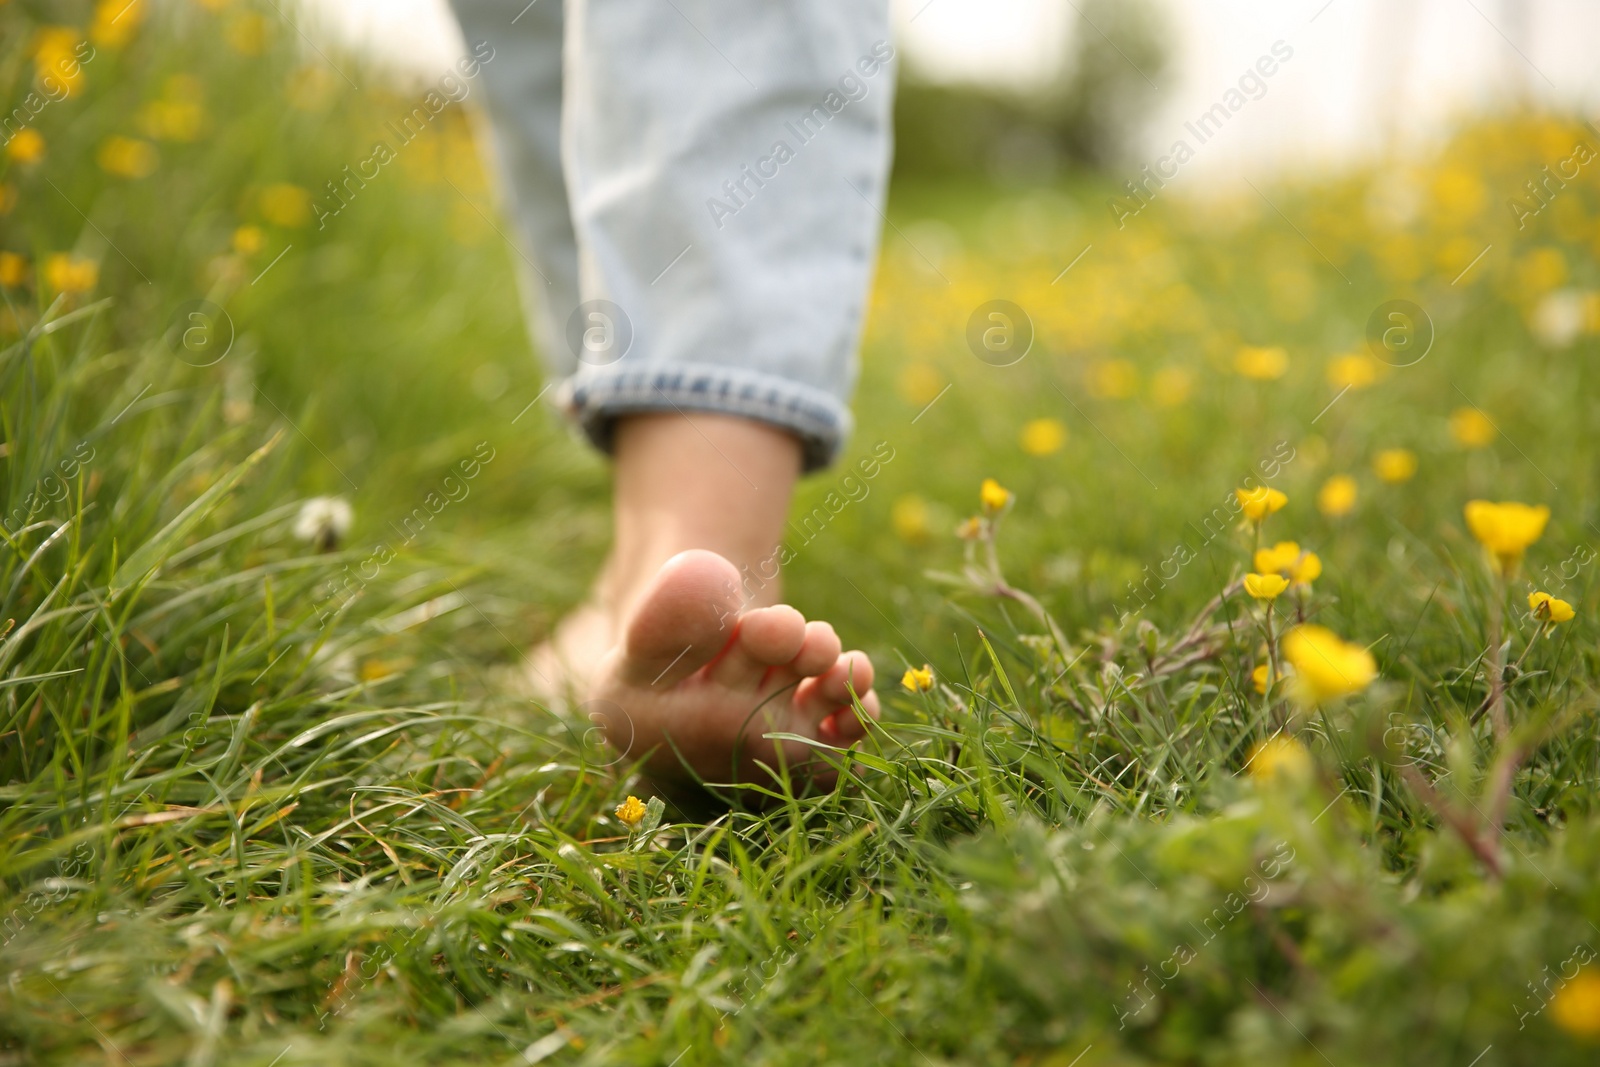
[1237,486,1287,522]
[1464,500,1549,577]
[1243,573,1289,600]
[1283,625,1377,703]
[1528,591,1575,623]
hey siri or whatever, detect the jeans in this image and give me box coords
[449,0,895,470]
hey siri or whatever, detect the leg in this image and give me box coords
[603,413,803,622]
[449,0,579,362]
[559,0,896,469]
[557,0,894,792]
[460,0,895,793]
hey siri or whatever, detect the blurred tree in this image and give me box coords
[892,0,1169,183]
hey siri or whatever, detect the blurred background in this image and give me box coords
[313,0,1600,183]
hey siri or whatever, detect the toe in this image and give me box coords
[788,621,843,679]
[819,689,879,744]
[618,550,743,687]
[707,604,807,688]
[795,649,875,718]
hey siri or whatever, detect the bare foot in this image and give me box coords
[586,549,879,796]
[524,599,613,699]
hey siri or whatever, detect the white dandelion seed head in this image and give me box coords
[293,495,354,547]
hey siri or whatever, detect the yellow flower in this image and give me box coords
[1431,167,1486,219]
[91,0,145,48]
[286,66,337,112]
[1283,625,1377,704]
[232,225,265,256]
[1326,352,1378,389]
[0,253,27,288]
[1448,407,1497,448]
[1551,968,1600,1039]
[138,98,207,142]
[614,795,647,828]
[359,657,410,682]
[1246,735,1311,782]
[259,183,311,228]
[1464,500,1550,577]
[1516,247,1567,300]
[901,665,933,693]
[1244,573,1290,600]
[1290,551,1322,585]
[980,478,1011,513]
[1086,359,1138,399]
[1151,365,1194,408]
[1253,541,1301,576]
[891,495,930,543]
[1235,345,1288,380]
[1019,418,1067,456]
[1373,448,1417,484]
[6,128,45,165]
[42,254,97,293]
[224,11,269,55]
[1528,591,1575,624]
[897,362,944,406]
[1236,486,1287,522]
[33,27,88,98]
[955,516,983,541]
[1251,664,1270,694]
[97,136,159,179]
[1317,475,1357,518]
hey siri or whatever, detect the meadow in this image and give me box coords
[3,2,1600,1064]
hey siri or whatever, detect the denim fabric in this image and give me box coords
[450,0,895,470]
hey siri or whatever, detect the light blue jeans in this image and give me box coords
[450,0,895,470]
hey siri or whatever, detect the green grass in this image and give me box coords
[4,3,1600,1064]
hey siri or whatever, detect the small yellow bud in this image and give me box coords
[1317,475,1358,518]
[1235,345,1289,380]
[1018,418,1067,456]
[1449,407,1496,448]
[980,478,1012,513]
[1373,448,1417,484]
[232,225,266,256]
[1551,968,1600,1038]
[6,128,45,165]
[1246,735,1311,782]
[0,253,27,288]
[1464,500,1549,578]
[614,795,647,828]
[901,665,934,693]
[43,254,98,294]
[1326,352,1378,389]
[96,136,159,179]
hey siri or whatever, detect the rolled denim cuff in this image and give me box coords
[559,362,851,472]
